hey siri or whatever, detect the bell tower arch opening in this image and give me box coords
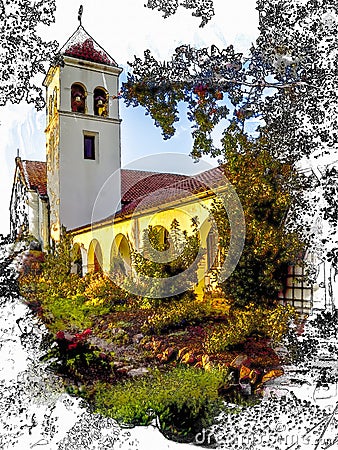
[71,82,87,113]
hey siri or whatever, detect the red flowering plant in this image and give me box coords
[52,327,114,384]
[55,328,92,353]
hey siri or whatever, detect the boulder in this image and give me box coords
[128,367,149,377]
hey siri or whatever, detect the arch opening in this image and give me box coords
[71,243,83,276]
[71,83,86,113]
[88,239,103,273]
[94,87,108,117]
[110,234,131,276]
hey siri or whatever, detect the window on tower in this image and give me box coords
[84,135,95,160]
[71,83,86,113]
[94,87,108,117]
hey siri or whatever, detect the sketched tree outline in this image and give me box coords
[0,0,58,110]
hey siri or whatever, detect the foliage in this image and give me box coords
[210,127,306,306]
[18,233,133,334]
[0,234,21,299]
[83,272,131,307]
[122,0,338,290]
[91,366,230,439]
[141,294,212,334]
[0,0,58,109]
[307,309,338,340]
[145,0,215,27]
[129,218,202,301]
[203,304,296,354]
[44,328,114,384]
[121,22,310,159]
[39,295,93,333]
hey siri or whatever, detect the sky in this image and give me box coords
[0,0,259,235]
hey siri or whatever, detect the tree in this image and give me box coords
[210,124,306,306]
[0,0,58,109]
[122,0,338,287]
[145,0,215,27]
[128,218,201,301]
[121,1,312,160]
[252,1,338,306]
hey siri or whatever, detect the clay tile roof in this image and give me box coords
[61,25,117,67]
[115,166,224,219]
[15,159,224,225]
[19,160,47,197]
[121,169,190,203]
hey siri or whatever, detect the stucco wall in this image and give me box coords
[72,195,214,296]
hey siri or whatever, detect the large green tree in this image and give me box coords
[122,0,338,281]
[211,124,306,306]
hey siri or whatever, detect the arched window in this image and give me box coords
[71,83,86,113]
[152,225,169,250]
[93,87,108,117]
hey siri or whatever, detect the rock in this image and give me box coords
[180,352,195,365]
[116,365,134,375]
[230,354,251,369]
[177,347,189,360]
[248,369,260,385]
[261,368,284,384]
[128,368,149,377]
[132,333,144,344]
[112,361,125,369]
[239,379,252,396]
[239,365,251,381]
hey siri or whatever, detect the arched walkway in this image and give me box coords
[71,243,83,276]
[110,234,131,275]
[87,239,103,273]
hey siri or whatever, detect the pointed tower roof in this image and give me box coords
[61,25,117,67]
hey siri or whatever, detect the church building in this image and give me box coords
[9,23,337,313]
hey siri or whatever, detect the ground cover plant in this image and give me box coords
[18,227,299,443]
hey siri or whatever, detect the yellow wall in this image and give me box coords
[71,194,216,298]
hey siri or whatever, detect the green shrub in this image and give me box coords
[39,293,112,334]
[83,272,132,307]
[91,366,230,439]
[203,304,296,353]
[142,294,213,334]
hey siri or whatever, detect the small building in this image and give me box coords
[10,157,49,248]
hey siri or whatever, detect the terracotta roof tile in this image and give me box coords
[16,160,224,226]
[121,169,189,203]
[116,166,224,219]
[19,159,47,197]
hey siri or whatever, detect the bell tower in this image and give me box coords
[43,16,122,241]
